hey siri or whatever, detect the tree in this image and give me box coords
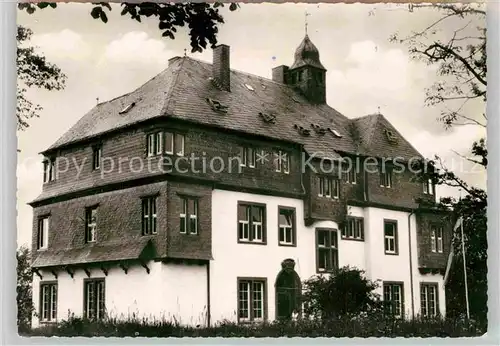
[302,266,382,320]
[17,246,34,333]
[17,25,66,131]
[391,4,487,323]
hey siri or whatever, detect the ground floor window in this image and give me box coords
[39,282,57,322]
[420,283,439,317]
[383,282,404,318]
[237,278,267,322]
[84,279,105,320]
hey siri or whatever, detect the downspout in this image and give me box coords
[206,261,211,327]
[408,210,415,319]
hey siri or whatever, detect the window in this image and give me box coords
[380,166,392,188]
[278,207,296,246]
[274,150,290,174]
[43,158,56,183]
[142,196,157,235]
[342,161,357,184]
[238,203,266,243]
[92,145,102,170]
[39,282,57,322]
[342,217,364,240]
[318,176,340,199]
[237,278,266,322]
[431,225,444,253]
[85,206,98,243]
[147,131,184,157]
[316,229,338,273]
[84,279,105,320]
[180,196,198,235]
[239,147,256,168]
[383,283,404,318]
[384,220,398,255]
[420,283,439,318]
[37,216,49,250]
[423,179,433,194]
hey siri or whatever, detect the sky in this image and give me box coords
[16,3,486,247]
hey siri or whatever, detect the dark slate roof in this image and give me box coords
[45,56,422,162]
[31,238,155,268]
[290,34,326,70]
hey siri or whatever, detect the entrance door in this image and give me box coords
[275,269,301,320]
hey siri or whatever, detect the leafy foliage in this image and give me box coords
[24,314,485,337]
[17,246,34,333]
[18,2,240,53]
[302,266,382,320]
[17,26,67,130]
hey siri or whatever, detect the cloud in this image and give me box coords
[100,31,176,66]
[31,29,91,61]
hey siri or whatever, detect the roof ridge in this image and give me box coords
[160,57,185,116]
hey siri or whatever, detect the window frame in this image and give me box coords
[342,216,364,241]
[278,206,296,247]
[146,130,185,157]
[379,165,393,188]
[39,281,58,323]
[318,176,340,199]
[83,278,106,321]
[315,228,339,273]
[141,195,158,236]
[274,150,290,174]
[420,282,439,318]
[423,179,433,195]
[383,219,399,255]
[92,145,102,171]
[237,202,267,245]
[37,215,50,250]
[85,206,98,243]
[237,277,268,323]
[383,281,404,318]
[179,195,199,235]
[431,224,444,253]
[43,157,56,183]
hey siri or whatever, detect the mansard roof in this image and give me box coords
[45,56,422,162]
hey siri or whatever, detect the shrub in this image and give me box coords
[302,266,383,320]
[17,246,34,334]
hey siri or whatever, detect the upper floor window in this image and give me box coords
[423,179,433,195]
[274,150,289,174]
[238,203,266,244]
[164,131,185,156]
[43,158,56,183]
[342,217,364,241]
[384,220,398,255]
[84,279,105,320]
[342,161,357,184]
[37,216,49,250]
[278,207,296,246]
[40,282,57,323]
[383,282,404,318]
[420,283,439,318]
[318,176,340,199]
[239,146,256,168]
[180,196,198,235]
[85,206,98,243]
[142,196,157,235]
[316,228,338,273]
[92,145,102,170]
[380,166,392,188]
[431,225,444,253]
[147,131,184,157]
[238,278,266,323]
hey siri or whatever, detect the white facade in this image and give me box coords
[32,189,445,327]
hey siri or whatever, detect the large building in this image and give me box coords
[29,34,451,327]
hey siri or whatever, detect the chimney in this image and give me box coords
[213,44,230,92]
[272,65,289,84]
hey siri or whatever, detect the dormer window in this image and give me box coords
[244,83,255,91]
[119,102,135,114]
[294,124,311,136]
[328,128,343,138]
[385,129,398,144]
[206,98,229,113]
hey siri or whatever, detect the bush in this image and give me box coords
[302,266,383,320]
[17,247,34,334]
[24,315,485,337]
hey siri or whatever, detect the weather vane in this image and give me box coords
[184,48,187,57]
[305,11,311,35]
